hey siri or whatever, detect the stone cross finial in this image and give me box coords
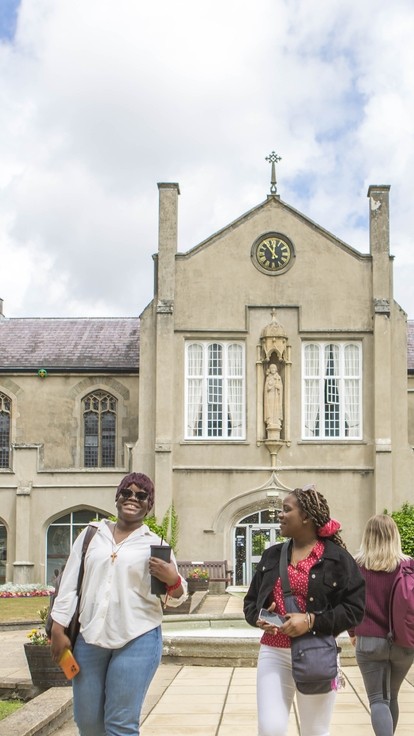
[265,151,282,194]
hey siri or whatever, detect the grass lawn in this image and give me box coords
[0,700,24,720]
[0,597,46,623]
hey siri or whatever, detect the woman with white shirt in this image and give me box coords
[50,472,187,736]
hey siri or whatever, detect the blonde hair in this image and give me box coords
[354,514,410,572]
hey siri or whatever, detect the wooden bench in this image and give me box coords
[177,560,233,591]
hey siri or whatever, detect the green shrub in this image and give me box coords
[145,515,164,538]
[391,502,414,557]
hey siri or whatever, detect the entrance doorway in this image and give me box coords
[233,509,283,585]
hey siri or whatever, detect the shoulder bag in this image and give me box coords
[45,525,98,647]
[280,541,339,694]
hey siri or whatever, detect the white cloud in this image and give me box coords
[0,0,414,317]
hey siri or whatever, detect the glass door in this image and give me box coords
[248,524,280,582]
[233,509,282,585]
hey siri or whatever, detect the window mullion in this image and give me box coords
[319,344,325,438]
[223,345,228,439]
[202,344,208,438]
[98,407,102,466]
[339,346,345,439]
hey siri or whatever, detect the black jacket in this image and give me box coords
[243,539,365,637]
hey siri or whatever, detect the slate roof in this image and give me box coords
[408,321,414,373]
[0,316,413,373]
[0,318,140,371]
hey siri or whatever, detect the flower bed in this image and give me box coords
[0,583,54,598]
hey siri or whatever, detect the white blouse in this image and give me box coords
[51,519,187,648]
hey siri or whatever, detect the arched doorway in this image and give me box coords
[46,509,106,585]
[233,509,283,585]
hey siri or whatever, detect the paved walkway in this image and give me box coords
[1,595,414,735]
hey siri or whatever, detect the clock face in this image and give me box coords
[252,233,294,274]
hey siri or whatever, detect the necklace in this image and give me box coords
[291,540,317,567]
[110,524,130,563]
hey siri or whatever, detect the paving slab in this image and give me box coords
[1,594,413,736]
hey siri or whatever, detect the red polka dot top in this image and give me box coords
[261,540,325,649]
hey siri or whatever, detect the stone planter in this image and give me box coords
[186,578,209,594]
[24,644,71,689]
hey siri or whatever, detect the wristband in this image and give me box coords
[305,611,312,632]
[166,576,182,594]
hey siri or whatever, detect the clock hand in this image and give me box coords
[267,242,277,258]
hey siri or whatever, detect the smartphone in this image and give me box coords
[59,648,80,680]
[259,608,285,627]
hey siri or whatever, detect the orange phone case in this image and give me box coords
[59,648,80,679]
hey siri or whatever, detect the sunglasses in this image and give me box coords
[119,488,149,502]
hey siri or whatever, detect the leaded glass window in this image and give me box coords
[303,342,362,439]
[0,393,11,469]
[83,391,116,467]
[185,342,245,439]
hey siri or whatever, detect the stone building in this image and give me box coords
[1,180,413,587]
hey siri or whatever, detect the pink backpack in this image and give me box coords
[388,559,414,648]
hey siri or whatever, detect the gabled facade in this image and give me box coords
[134,183,413,583]
[1,183,413,587]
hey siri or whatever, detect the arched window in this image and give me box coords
[0,393,11,469]
[83,391,117,467]
[46,510,106,585]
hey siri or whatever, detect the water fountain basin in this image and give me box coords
[162,612,261,666]
[161,613,356,666]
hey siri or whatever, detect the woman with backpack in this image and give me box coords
[349,514,414,736]
[49,472,187,736]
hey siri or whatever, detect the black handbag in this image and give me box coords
[280,541,339,695]
[45,525,98,647]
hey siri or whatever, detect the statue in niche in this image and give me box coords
[264,363,283,436]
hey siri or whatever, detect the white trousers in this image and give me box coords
[257,644,337,736]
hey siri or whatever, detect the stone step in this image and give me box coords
[0,687,73,736]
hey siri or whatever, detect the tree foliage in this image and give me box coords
[391,502,414,557]
[160,504,179,554]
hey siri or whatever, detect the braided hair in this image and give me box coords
[291,486,346,549]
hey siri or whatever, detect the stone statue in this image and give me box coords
[264,363,283,435]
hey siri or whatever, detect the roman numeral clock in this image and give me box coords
[251,232,295,275]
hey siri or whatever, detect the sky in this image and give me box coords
[1,0,414,319]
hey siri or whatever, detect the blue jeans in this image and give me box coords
[356,635,414,736]
[72,627,162,736]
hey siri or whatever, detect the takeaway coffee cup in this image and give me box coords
[150,544,171,595]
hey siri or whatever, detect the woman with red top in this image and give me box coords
[244,486,365,736]
[349,514,414,736]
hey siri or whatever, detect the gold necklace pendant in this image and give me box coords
[110,524,128,563]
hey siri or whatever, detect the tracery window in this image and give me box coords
[185,342,245,439]
[83,391,117,467]
[0,393,11,469]
[302,342,362,439]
